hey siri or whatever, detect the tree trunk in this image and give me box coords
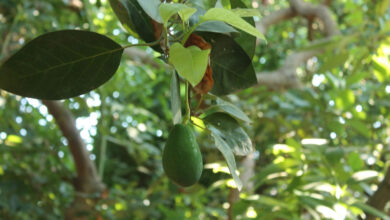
[43,100,105,219]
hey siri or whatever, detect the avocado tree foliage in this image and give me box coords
[0,0,263,190]
[1,0,390,219]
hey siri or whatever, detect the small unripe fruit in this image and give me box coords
[162,124,203,187]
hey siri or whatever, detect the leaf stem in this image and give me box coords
[122,35,163,49]
[194,94,204,112]
[181,23,200,44]
[183,81,191,124]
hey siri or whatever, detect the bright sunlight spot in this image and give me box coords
[301,138,328,145]
[227,179,237,188]
[246,207,258,218]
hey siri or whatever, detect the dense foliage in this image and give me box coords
[1,0,390,219]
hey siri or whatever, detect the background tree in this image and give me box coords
[1,0,390,219]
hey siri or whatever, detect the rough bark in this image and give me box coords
[256,0,340,89]
[42,100,105,220]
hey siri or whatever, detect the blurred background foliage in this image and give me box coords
[1,0,390,219]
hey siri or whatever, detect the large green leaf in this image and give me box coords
[210,130,243,191]
[195,21,238,34]
[230,0,257,59]
[111,0,162,52]
[108,0,139,37]
[204,112,253,155]
[200,8,265,40]
[200,33,257,95]
[203,97,251,123]
[0,30,123,100]
[169,43,210,86]
[137,0,162,23]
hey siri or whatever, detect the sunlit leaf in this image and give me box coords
[159,3,197,26]
[169,43,210,86]
[210,130,243,191]
[200,8,265,40]
[205,112,253,155]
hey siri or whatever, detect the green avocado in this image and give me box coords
[163,124,203,187]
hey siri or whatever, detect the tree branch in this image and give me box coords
[124,47,168,69]
[256,8,297,35]
[43,100,104,193]
[366,167,390,220]
[256,0,340,89]
[42,100,105,219]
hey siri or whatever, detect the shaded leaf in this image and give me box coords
[200,33,257,95]
[204,112,253,155]
[230,0,257,59]
[137,0,162,23]
[125,0,162,52]
[108,0,139,37]
[0,30,123,100]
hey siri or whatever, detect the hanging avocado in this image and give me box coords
[162,124,203,187]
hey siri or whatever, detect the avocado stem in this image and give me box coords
[183,81,191,124]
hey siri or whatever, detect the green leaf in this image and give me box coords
[209,130,243,191]
[0,30,123,100]
[168,43,210,86]
[125,0,162,52]
[348,119,370,138]
[203,97,251,123]
[159,3,197,26]
[195,21,239,34]
[347,152,363,171]
[346,72,370,86]
[200,8,265,40]
[352,202,390,220]
[231,8,261,17]
[373,58,390,82]
[298,35,345,51]
[137,0,163,23]
[330,89,355,109]
[200,33,257,95]
[108,0,139,37]
[230,0,257,58]
[171,72,181,124]
[318,51,349,73]
[325,147,344,164]
[204,112,253,155]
